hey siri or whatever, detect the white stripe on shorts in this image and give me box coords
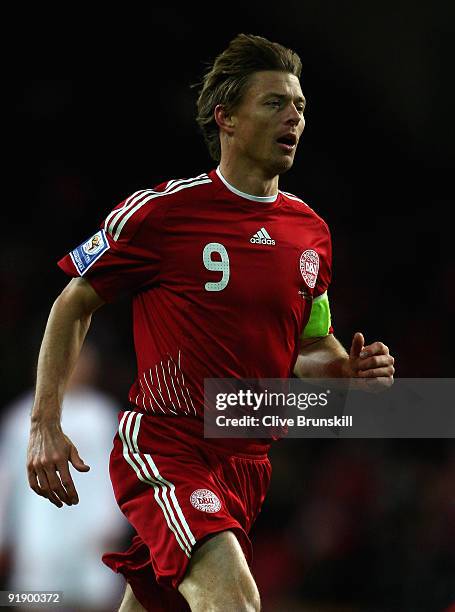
[131,413,196,549]
[119,411,194,556]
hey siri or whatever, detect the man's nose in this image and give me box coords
[286,104,303,126]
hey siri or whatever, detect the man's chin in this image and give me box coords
[273,156,294,175]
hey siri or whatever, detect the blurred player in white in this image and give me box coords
[0,344,129,611]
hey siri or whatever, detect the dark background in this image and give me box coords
[2,3,454,611]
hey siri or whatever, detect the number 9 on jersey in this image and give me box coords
[203,243,230,292]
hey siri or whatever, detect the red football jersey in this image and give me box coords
[58,168,332,450]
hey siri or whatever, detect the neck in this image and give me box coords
[219,158,279,197]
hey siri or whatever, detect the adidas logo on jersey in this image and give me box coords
[250,227,275,246]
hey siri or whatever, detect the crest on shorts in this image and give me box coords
[190,489,221,513]
[299,249,319,288]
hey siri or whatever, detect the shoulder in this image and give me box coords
[122,171,213,208]
[104,172,213,241]
[154,172,213,194]
[279,189,331,236]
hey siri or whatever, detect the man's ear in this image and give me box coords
[214,104,235,134]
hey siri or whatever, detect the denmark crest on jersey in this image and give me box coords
[300,249,319,288]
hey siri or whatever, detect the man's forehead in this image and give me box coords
[247,70,303,98]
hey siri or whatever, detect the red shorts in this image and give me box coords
[102,410,272,612]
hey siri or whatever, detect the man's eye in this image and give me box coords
[267,100,281,107]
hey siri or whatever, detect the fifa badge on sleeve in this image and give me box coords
[69,229,110,275]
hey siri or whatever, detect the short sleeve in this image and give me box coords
[302,221,334,338]
[58,185,168,302]
[314,221,332,299]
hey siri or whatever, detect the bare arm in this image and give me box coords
[293,331,395,388]
[293,333,351,378]
[27,278,105,507]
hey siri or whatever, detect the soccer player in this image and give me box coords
[27,34,394,612]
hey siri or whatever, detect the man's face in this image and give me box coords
[228,70,305,176]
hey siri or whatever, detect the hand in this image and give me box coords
[348,332,395,391]
[27,422,90,508]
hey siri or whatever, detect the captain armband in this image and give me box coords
[301,291,332,339]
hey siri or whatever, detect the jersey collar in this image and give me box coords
[216,167,278,203]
